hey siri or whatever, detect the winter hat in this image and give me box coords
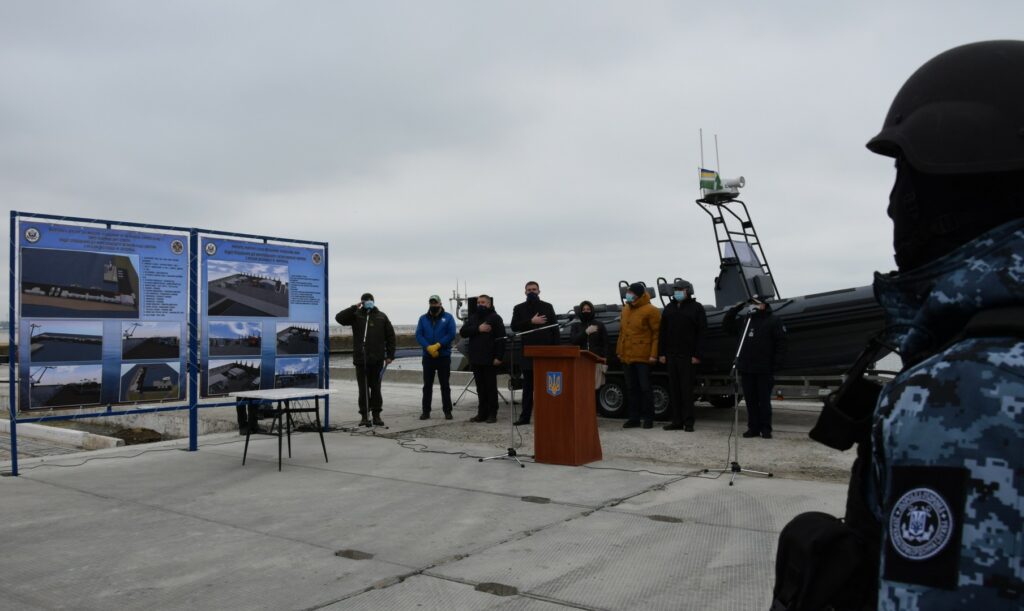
[628,282,645,297]
[361,292,374,302]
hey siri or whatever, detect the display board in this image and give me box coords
[199,236,326,397]
[7,212,330,476]
[16,222,188,410]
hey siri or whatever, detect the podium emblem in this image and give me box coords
[546,371,563,397]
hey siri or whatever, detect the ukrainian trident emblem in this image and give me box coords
[546,371,563,397]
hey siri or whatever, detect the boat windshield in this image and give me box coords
[723,241,761,267]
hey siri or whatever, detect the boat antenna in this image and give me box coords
[700,128,705,169]
[715,133,721,175]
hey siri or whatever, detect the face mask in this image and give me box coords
[579,310,594,322]
[624,293,636,304]
[674,291,686,301]
[476,305,490,314]
[429,305,440,314]
[526,292,539,301]
[362,301,375,310]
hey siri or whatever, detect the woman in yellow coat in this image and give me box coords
[616,282,660,428]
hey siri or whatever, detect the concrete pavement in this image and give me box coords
[0,381,849,611]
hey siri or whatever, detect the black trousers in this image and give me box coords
[471,364,499,420]
[624,362,654,423]
[666,356,695,426]
[741,372,774,434]
[355,361,384,417]
[519,366,535,422]
[422,356,452,414]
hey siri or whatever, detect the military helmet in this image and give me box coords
[866,40,1024,174]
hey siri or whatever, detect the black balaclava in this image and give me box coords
[889,158,1024,271]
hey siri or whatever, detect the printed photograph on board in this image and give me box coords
[121,322,181,360]
[21,247,140,318]
[29,364,103,408]
[274,357,319,389]
[209,321,262,356]
[27,320,103,363]
[207,260,289,317]
[207,358,261,395]
[276,322,319,356]
[119,362,182,402]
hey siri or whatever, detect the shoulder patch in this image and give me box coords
[883,466,968,590]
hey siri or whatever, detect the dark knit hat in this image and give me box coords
[627,282,645,297]
[360,292,374,302]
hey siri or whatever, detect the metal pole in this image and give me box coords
[188,229,198,451]
[8,212,19,476]
[323,243,330,430]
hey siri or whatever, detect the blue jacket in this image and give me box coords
[869,219,1024,609]
[416,309,457,358]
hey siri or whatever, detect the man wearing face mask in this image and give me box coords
[570,300,608,389]
[658,280,707,432]
[459,294,506,423]
[510,281,559,426]
[616,282,660,429]
[336,293,396,426]
[416,295,457,420]
[722,296,786,439]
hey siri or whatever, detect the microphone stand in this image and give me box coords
[480,321,564,468]
[704,309,773,485]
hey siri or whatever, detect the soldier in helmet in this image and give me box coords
[861,40,1024,609]
[774,41,1024,611]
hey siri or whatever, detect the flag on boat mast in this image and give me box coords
[699,168,721,191]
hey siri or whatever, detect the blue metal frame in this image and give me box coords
[7,211,329,476]
[9,212,19,475]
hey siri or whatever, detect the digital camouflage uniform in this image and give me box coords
[870,219,1024,609]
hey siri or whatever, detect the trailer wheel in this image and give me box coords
[708,394,737,409]
[597,378,627,418]
[653,383,670,421]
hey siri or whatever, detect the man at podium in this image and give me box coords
[510,281,559,426]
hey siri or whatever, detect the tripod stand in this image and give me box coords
[454,374,510,407]
[480,322,562,468]
[704,310,773,485]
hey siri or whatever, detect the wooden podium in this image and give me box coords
[523,346,605,466]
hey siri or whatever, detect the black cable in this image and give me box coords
[5,436,248,474]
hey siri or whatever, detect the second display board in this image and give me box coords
[200,236,326,397]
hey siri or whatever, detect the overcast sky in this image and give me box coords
[2,2,1021,325]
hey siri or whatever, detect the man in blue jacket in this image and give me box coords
[415,294,457,420]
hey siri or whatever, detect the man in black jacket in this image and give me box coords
[510,281,559,426]
[336,293,396,426]
[459,294,506,423]
[722,297,787,438]
[658,280,707,431]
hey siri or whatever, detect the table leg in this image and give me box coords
[277,404,283,471]
[243,429,251,465]
[316,396,328,463]
[285,399,293,458]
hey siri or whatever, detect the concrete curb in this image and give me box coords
[0,420,125,450]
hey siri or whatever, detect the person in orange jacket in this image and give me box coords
[616,282,661,429]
